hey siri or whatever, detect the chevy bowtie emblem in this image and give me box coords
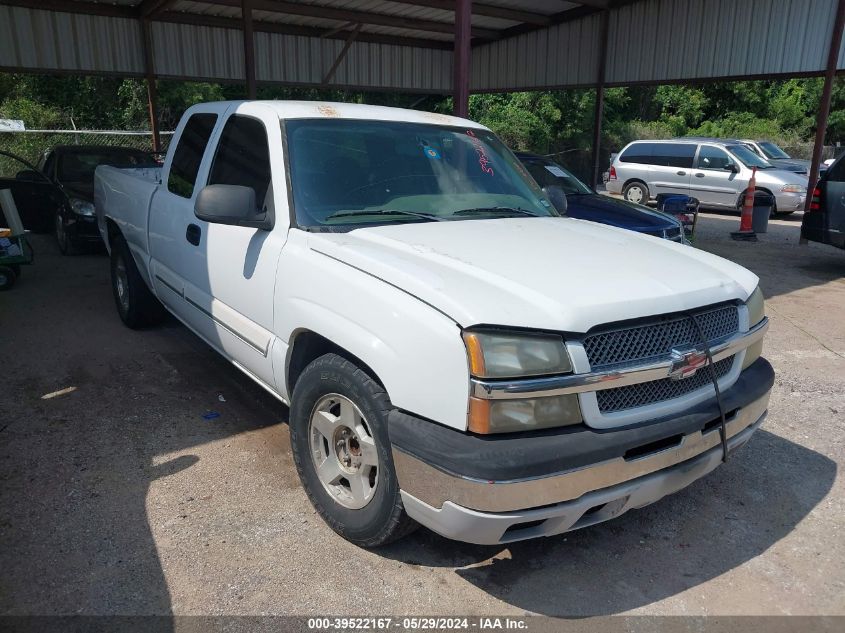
[668,347,709,380]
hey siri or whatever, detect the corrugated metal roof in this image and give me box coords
[606,0,839,84]
[1,0,843,92]
[255,30,450,89]
[151,21,244,79]
[471,11,602,90]
[0,5,143,74]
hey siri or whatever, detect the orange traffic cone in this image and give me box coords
[731,166,758,241]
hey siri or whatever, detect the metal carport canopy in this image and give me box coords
[0,0,844,190]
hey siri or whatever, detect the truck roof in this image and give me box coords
[216,100,488,129]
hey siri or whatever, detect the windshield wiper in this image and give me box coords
[451,206,538,217]
[324,209,445,222]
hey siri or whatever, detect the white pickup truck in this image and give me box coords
[95,101,772,547]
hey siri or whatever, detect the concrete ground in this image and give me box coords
[1,212,843,617]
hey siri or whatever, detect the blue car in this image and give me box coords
[516,153,686,243]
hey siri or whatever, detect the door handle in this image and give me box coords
[186,223,201,246]
[695,173,705,178]
[676,171,686,176]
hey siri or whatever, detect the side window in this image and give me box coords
[696,146,733,170]
[167,113,218,198]
[619,142,655,165]
[207,115,272,209]
[826,158,845,182]
[652,143,696,168]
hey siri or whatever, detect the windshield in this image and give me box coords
[284,119,556,228]
[57,150,157,182]
[726,144,774,169]
[519,157,592,194]
[758,141,791,160]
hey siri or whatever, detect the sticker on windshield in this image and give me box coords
[544,165,567,177]
[466,130,494,175]
[423,146,441,160]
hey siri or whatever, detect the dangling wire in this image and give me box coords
[687,313,729,463]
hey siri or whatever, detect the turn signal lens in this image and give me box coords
[462,332,487,377]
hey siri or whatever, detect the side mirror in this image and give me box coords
[723,163,739,173]
[542,185,568,214]
[194,184,272,230]
[16,169,44,182]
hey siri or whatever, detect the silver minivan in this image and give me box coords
[606,139,808,216]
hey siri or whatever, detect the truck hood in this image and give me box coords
[307,217,759,332]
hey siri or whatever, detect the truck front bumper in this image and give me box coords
[390,358,773,545]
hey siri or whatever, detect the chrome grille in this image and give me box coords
[583,304,739,369]
[596,357,734,413]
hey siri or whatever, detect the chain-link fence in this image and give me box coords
[780,143,841,161]
[0,130,173,166]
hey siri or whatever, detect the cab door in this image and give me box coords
[148,104,230,325]
[178,104,289,390]
[691,144,742,208]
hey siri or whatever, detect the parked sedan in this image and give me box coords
[37,145,157,254]
[801,153,845,251]
[0,150,65,233]
[516,153,686,242]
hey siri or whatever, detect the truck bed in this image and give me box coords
[94,164,161,266]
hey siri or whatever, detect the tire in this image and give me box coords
[55,213,78,255]
[623,181,649,205]
[10,264,20,278]
[0,266,16,291]
[289,353,418,547]
[110,234,165,329]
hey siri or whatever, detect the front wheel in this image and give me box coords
[623,181,649,204]
[289,353,417,547]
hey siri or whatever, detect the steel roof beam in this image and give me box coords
[139,0,178,19]
[386,1,552,26]
[202,0,500,39]
[156,9,453,49]
[0,0,137,18]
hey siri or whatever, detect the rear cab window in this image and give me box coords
[167,113,218,198]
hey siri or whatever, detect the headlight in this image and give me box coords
[70,198,95,216]
[463,329,580,433]
[781,184,806,194]
[742,287,765,369]
[468,394,581,434]
[462,330,572,378]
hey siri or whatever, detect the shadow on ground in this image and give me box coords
[693,212,845,301]
[378,428,835,616]
[0,238,288,618]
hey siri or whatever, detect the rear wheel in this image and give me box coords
[289,353,417,547]
[110,235,165,328]
[623,181,649,205]
[0,266,16,291]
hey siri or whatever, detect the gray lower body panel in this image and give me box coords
[398,403,767,545]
